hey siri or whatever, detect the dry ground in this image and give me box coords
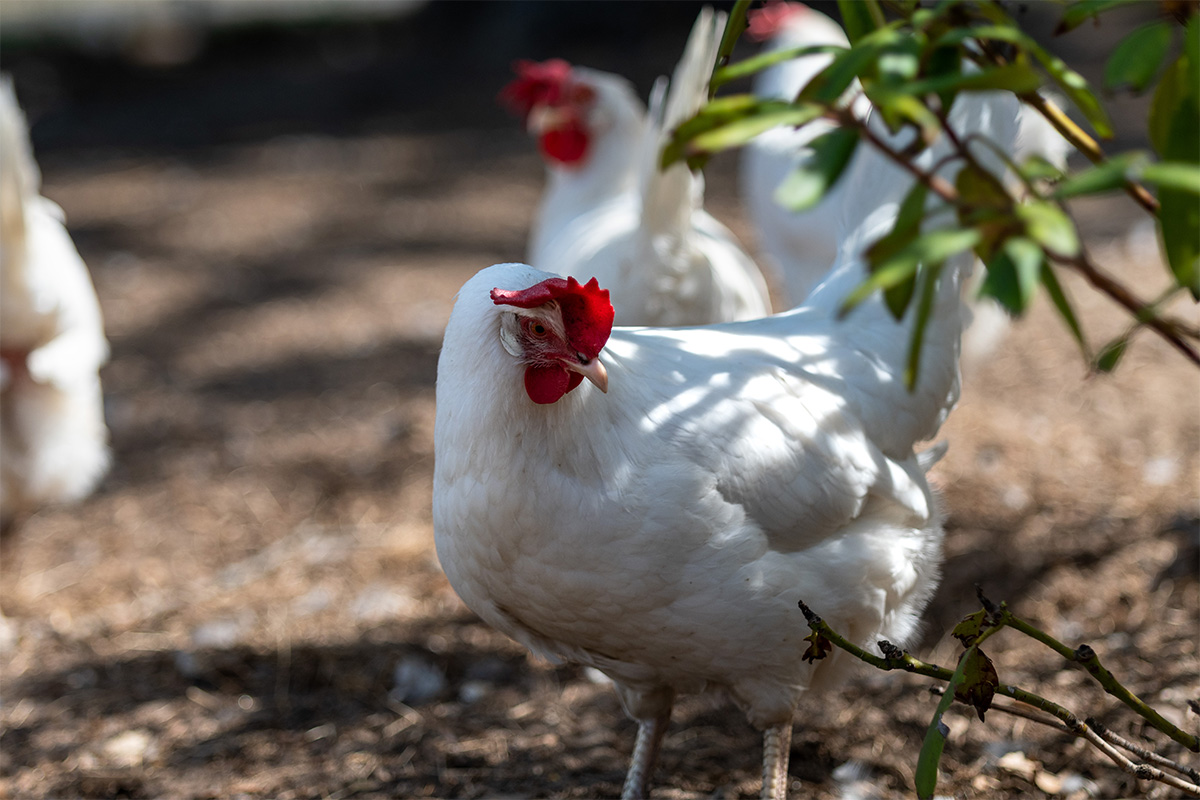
[1,4,1197,799]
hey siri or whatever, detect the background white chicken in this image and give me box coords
[435,85,1021,798]
[502,8,773,327]
[740,0,862,307]
[0,76,111,532]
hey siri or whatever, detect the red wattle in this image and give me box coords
[539,123,589,166]
[524,365,572,404]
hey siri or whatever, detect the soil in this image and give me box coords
[1,3,1197,799]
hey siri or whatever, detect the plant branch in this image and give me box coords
[1049,250,1200,366]
[997,604,1200,751]
[836,107,960,205]
[969,35,1160,214]
[799,600,1200,795]
[1091,718,1200,783]
[1018,91,1160,215]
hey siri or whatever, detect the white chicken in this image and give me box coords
[434,86,1020,798]
[740,1,862,307]
[0,76,110,531]
[501,8,773,327]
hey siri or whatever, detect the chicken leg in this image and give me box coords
[761,721,793,800]
[620,709,671,799]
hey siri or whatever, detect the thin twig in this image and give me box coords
[932,687,1200,790]
[930,685,1069,732]
[1091,718,1200,783]
[1071,721,1200,796]
[1047,251,1200,366]
[839,107,960,206]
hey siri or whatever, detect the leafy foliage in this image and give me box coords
[665,0,1200,378]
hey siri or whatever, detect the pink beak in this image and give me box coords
[569,356,608,393]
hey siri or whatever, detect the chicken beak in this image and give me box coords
[571,356,608,393]
[527,104,569,136]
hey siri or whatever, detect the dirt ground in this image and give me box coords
[1,4,1197,799]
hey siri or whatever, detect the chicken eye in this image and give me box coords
[527,320,548,337]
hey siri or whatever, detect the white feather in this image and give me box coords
[528,9,772,327]
[0,75,110,520]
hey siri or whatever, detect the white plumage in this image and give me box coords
[0,76,110,528]
[512,8,773,327]
[436,83,1021,797]
[740,1,864,307]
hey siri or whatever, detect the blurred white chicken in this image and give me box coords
[0,77,110,531]
[740,0,862,307]
[435,87,1021,797]
[501,8,772,327]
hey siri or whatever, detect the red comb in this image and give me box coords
[746,1,809,42]
[491,276,614,359]
[498,58,574,117]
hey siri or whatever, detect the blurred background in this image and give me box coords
[1,2,1195,799]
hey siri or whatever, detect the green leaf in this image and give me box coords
[845,227,980,316]
[1018,200,1080,257]
[662,98,824,167]
[950,25,1114,138]
[951,610,987,646]
[689,106,825,154]
[956,162,1011,211]
[954,647,999,722]
[774,127,861,211]
[955,162,1015,260]
[1019,154,1067,183]
[869,181,930,320]
[1150,56,1189,157]
[866,181,930,268]
[916,643,975,799]
[1141,162,1200,195]
[1032,45,1114,139]
[877,47,921,86]
[1095,335,1130,372]
[981,236,1043,315]
[1186,11,1200,101]
[884,273,918,320]
[905,263,941,390]
[898,62,1043,98]
[712,44,844,91]
[1041,263,1090,360]
[838,0,882,46]
[1055,0,1139,35]
[1158,105,1200,297]
[1104,21,1173,93]
[1053,153,1148,199]
[1157,23,1199,298]
[803,26,901,104]
[867,85,942,143]
[710,0,752,99]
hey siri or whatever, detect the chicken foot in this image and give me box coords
[761,721,793,800]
